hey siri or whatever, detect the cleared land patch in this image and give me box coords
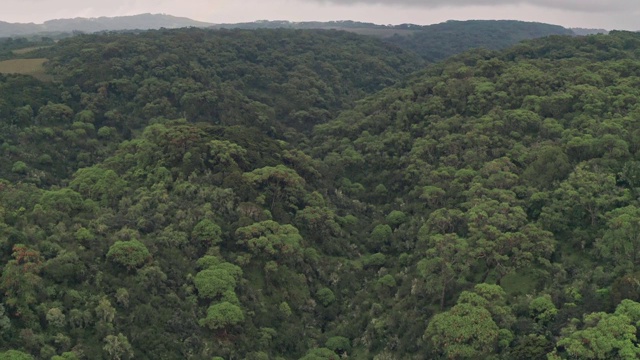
[11,46,52,55]
[0,58,51,81]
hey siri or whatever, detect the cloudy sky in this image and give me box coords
[2,0,638,30]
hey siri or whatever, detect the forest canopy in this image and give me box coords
[2,26,640,360]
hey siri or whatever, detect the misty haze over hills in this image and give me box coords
[0,13,608,39]
[0,13,213,37]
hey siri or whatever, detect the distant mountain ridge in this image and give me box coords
[0,15,609,64]
[2,15,600,39]
[210,20,423,38]
[388,20,575,62]
[211,19,572,34]
[571,27,609,35]
[0,13,213,37]
[209,19,595,62]
[211,20,389,30]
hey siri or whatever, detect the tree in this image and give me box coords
[38,188,84,217]
[529,295,557,325]
[0,303,10,336]
[199,302,244,330]
[106,240,150,269]
[295,205,341,241]
[507,334,552,360]
[46,307,66,328]
[550,301,640,359]
[424,208,466,235]
[417,232,470,308]
[316,288,336,307]
[386,210,407,227]
[522,146,572,189]
[542,163,628,233]
[35,102,73,125]
[0,350,34,360]
[194,268,237,300]
[103,333,134,360]
[596,205,640,273]
[235,220,304,262]
[369,224,392,251]
[244,165,305,211]
[95,297,116,324]
[425,284,514,359]
[466,198,555,282]
[51,352,80,360]
[299,348,339,360]
[192,219,223,247]
[70,166,127,206]
[208,139,247,174]
[325,336,351,355]
[426,302,500,359]
[0,245,43,324]
[11,161,28,175]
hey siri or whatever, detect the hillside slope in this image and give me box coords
[2,28,640,360]
[312,30,640,358]
[213,19,577,62]
[388,20,574,61]
[2,17,579,66]
[0,27,423,182]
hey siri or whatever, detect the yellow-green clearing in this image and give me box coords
[11,46,52,55]
[0,58,52,81]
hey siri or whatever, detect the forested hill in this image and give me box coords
[387,20,574,62]
[0,28,423,184]
[312,30,640,358]
[3,17,579,63]
[571,28,609,36]
[3,27,640,360]
[213,20,576,62]
[210,20,391,30]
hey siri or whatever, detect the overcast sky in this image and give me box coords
[2,0,638,30]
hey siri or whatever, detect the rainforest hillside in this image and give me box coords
[2,28,640,360]
[213,19,577,62]
[2,18,579,64]
[0,28,423,184]
[387,20,574,62]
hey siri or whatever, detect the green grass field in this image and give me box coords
[0,58,52,81]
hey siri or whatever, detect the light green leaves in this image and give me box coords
[200,302,244,330]
[551,300,640,359]
[236,220,304,261]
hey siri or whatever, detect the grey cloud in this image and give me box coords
[303,0,635,12]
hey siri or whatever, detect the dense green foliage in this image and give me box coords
[3,25,640,360]
[0,37,55,61]
[388,20,573,62]
[44,28,422,133]
[0,27,422,185]
[213,19,577,63]
[311,29,640,358]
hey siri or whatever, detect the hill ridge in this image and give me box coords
[0,13,213,37]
